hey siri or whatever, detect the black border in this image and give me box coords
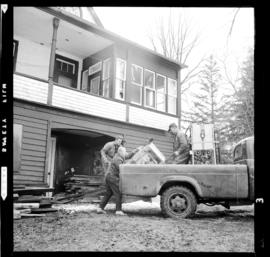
[1,1,265,257]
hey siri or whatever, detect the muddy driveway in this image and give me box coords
[14,199,254,252]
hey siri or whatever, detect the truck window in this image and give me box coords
[234,144,243,161]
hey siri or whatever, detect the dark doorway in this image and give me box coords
[51,129,114,193]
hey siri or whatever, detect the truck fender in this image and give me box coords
[158,176,203,197]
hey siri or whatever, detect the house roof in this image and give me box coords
[39,7,186,70]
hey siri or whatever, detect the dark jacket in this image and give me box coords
[173,130,189,154]
[108,147,136,178]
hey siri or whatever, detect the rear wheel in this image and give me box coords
[160,186,197,219]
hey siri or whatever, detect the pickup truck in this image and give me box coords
[119,136,254,218]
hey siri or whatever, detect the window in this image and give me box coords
[234,144,243,161]
[13,124,23,172]
[89,61,102,75]
[130,64,143,105]
[156,74,166,112]
[53,54,78,88]
[144,69,155,108]
[167,78,177,115]
[90,76,100,95]
[115,58,126,100]
[102,58,111,98]
[13,40,19,72]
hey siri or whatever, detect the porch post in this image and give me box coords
[177,69,182,129]
[47,17,60,105]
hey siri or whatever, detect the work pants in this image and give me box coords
[99,173,122,211]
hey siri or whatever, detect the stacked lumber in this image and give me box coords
[13,195,57,219]
[64,175,104,195]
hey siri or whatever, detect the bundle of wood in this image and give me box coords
[13,195,57,219]
[64,175,104,195]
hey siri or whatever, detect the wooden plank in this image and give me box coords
[20,165,44,172]
[21,144,46,152]
[21,149,46,158]
[23,132,47,141]
[21,155,45,162]
[14,119,48,130]
[22,138,47,147]
[14,114,48,124]
[21,160,45,167]
[14,174,44,182]
[21,213,46,217]
[23,126,47,135]
[14,203,40,209]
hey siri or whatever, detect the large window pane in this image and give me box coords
[168,96,177,114]
[168,78,177,96]
[102,58,111,80]
[90,76,100,95]
[115,79,125,100]
[116,59,126,80]
[130,84,141,104]
[145,88,155,108]
[102,79,110,97]
[144,69,155,89]
[131,64,143,85]
[156,74,166,93]
[157,93,166,112]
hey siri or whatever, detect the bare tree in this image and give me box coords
[148,9,205,94]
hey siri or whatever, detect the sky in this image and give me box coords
[94,7,254,124]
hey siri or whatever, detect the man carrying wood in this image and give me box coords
[166,123,190,164]
[100,135,124,175]
[97,141,139,216]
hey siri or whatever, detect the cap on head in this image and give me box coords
[168,123,177,132]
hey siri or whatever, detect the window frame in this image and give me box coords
[167,78,177,115]
[114,58,127,101]
[101,58,111,98]
[130,64,143,105]
[90,75,101,95]
[53,54,79,89]
[156,73,167,112]
[89,61,102,76]
[144,69,156,109]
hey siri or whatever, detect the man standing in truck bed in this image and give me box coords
[166,123,190,164]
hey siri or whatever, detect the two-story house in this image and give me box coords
[13,7,184,192]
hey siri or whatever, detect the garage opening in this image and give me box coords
[51,129,114,193]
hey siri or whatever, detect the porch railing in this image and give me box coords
[13,73,179,131]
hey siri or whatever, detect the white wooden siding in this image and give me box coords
[129,106,179,131]
[13,74,48,104]
[52,85,127,122]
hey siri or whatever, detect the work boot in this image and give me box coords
[115,211,126,216]
[96,207,106,214]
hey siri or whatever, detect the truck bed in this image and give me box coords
[119,164,249,200]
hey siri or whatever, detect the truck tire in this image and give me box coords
[161,186,197,219]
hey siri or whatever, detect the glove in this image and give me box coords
[173,151,179,156]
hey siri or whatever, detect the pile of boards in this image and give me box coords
[13,185,57,219]
[64,175,105,195]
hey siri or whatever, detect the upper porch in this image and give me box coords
[13,7,181,131]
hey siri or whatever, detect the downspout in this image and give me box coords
[177,69,182,128]
[47,17,60,105]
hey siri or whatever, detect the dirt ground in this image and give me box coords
[13,197,254,252]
